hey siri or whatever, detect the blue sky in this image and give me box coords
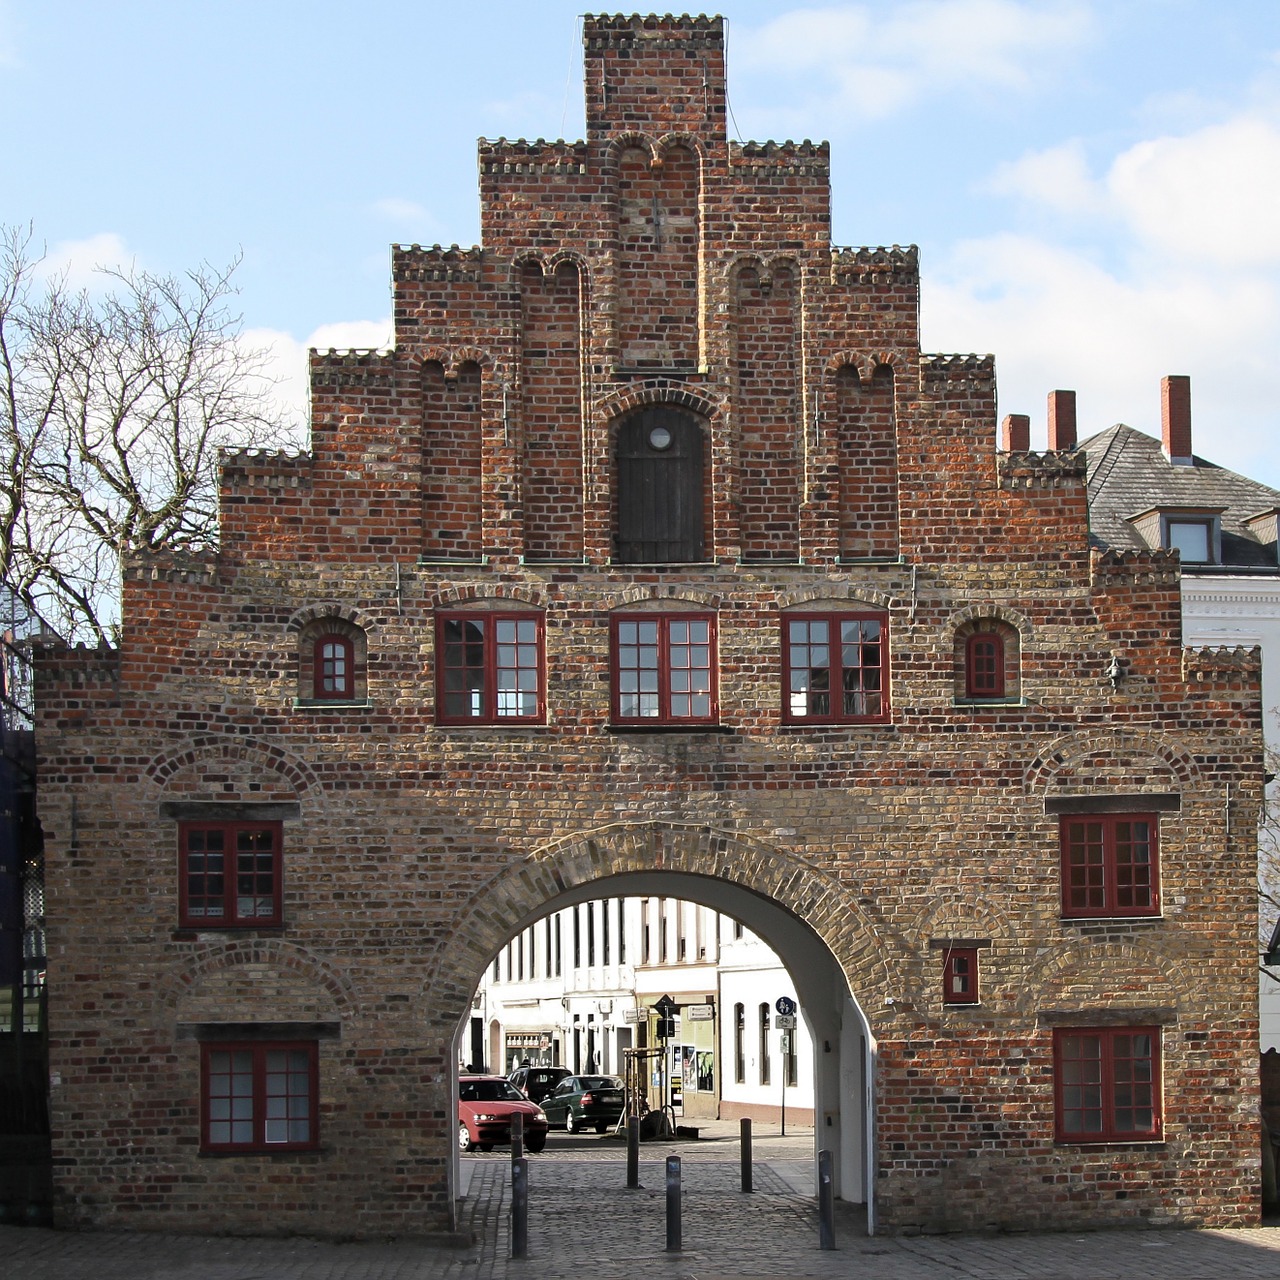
[5,1,1280,482]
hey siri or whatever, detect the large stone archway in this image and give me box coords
[427,821,887,1223]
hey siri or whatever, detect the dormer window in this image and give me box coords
[1165,518,1213,563]
[1125,506,1224,566]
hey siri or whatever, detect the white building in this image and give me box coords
[473,897,813,1123]
[1079,376,1280,1048]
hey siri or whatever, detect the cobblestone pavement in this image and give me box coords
[6,1125,1280,1278]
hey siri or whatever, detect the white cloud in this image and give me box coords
[306,318,393,352]
[40,232,132,290]
[923,231,1280,477]
[734,1,1094,119]
[247,319,394,442]
[934,74,1280,485]
[985,140,1107,217]
[1107,116,1280,267]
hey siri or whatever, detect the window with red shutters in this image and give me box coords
[436,612,544,725]
[179,821,282,928]
[942,946,979,1004]
[1060,815,1159,918]
[782,612,888,724]
[201,1040,318,1152]
[314,634,354,700]
[611,614,717,725]
[965,630,1004,698]
[1053,1027,1161,1142]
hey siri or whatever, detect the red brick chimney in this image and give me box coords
[1001,413,1030,451]
[1047,390,1077,451]
[1162,375,1192,465]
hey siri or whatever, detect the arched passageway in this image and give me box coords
[433,823,880,1231]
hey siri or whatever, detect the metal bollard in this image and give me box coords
[665,1155,682,1252]
[818,1148,835,1251]
[740,1117,753,1192]
[627,1115,640,1189]
[511,1156,528,1259]
[511,1110,524,1161]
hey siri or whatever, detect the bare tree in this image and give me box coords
[1262,751,1280,974]
[0,224,299,643]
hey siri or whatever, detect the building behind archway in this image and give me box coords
[34,14,1263,1237]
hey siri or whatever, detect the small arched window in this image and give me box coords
[314,634,355,700]
[296,616,367,705]
[954,617,1020,704]
[965,630,1005,699]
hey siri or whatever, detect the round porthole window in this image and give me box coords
[648,425,673,451]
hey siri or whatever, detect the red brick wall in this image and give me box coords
[34,12,1263,1241]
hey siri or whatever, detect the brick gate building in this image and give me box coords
[35,14,1262,1237]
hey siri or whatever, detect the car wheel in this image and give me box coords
[526,1135,546,1153]
[595,1121,608,1134]
[566,1110,579,1134]
[458,1123,474,1153]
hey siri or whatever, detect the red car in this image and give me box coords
[458,1074,549,1153]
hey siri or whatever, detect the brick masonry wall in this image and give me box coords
[34,13,1262,1239]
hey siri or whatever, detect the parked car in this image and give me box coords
[509,1064,571,1105]
[542,1074,626,1133]
[458,1074,549,1153]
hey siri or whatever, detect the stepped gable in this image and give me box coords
[1184,644,1263,678]
[1091,545,1181,586]
[999,450,1089,490]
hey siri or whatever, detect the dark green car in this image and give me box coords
[542,1074,626,1133]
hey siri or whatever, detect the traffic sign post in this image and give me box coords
[774,997,796,1136]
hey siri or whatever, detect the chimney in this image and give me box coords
[1047,390,1077,451]
[1001,413,1030,452]
[1162,375,1192,465]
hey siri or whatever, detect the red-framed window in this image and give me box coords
[1053,1027,1161,1142]
[942,946,979,1004]
[611,614,717,724]
[783,613,888,723]
[314,634,354,700]
[965,631,1004,698]
[1060,815,1159,918]
[179,821,282,928]
[200,1041,318,1152]
[436,612,544,724]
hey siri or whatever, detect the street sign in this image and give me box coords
[775,1014,797,1030]
[686,1003,715,1021]
[623,1007,643,1024]
[775,996,796,1016]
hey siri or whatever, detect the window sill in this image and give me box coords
[609,560,720,568]
[776,719,892,731]
[435,720,548,730]
[1053,1137,1165,1148]
[1059,913,1163,925]
[293,698,373,710]
[607,723,733,735]
[172,926,287,940]
[199,1145,325,1158]
[954,697,1025,709]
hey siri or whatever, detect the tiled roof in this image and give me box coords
[1081,423,1280,569]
